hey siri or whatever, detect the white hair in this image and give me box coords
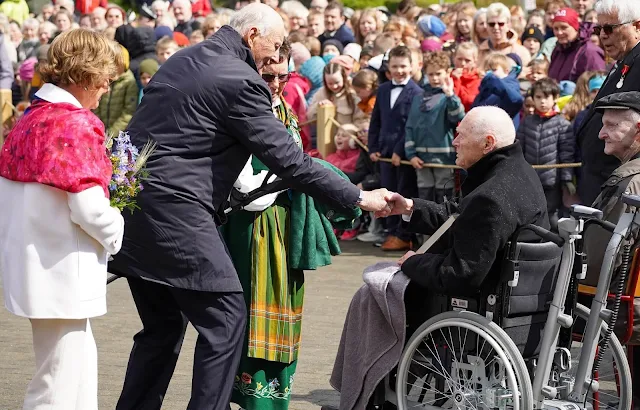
[280,0,309,19]
[229,2,284,36]
[151,0,169,11]
[466,106,516,148]
[39,21,57,36]
[595,0,640,24]
[22,18,40,31]
[486,2,511,21]
[156,15,175,30]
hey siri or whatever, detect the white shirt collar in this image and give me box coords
[392,77,411,86]
[35,83,83,108]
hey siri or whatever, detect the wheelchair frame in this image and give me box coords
[389,196,640,410]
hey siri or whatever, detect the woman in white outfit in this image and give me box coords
[0,29,125,410]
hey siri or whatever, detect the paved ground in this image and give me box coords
[0,241,401,410]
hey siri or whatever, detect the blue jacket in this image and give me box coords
[405,85,464,165]
[472,72,524,128]
[318,24,355,47]
[368,79,423,158]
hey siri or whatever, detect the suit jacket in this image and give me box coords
[576,42,640,204]
[109,26,360,292]
[368,79,422,158]
[318,24,355,47]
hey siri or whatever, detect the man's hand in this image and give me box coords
[442,76,455,97]
[391,153,401,166]
[370,152,381,162]
[359,188,393,213]
[410,157,424,169]
[375,192,414,218]
[398,250,417,265]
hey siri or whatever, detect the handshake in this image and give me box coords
[357,189,414,218]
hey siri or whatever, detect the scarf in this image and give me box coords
[535,108,558,118]
[0,99,112,197]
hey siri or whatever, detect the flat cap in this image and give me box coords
[595,91,640,114]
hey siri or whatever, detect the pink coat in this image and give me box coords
[283,73,311,151]
[326,149,360,174]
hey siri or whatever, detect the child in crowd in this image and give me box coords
[156,36,179,64]
[307,62,360,127]
[138,58,159,102]
[352,68,378,124]
[521,25,545,59]
[326,124,360,174]
[473,52,524,127]
[517,78,573,230]
[405,51,465,203]
[322,39,343,59]
[526,58,549,83]
[565,70,605,124]
[523,90,535,117]
[451,41,481,112]
[189,30,205,45]
[368,45,422,251]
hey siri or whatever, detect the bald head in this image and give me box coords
[452,106,516,169]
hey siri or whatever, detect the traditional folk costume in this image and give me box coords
[222,97,360,410]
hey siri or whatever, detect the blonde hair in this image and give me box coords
[483,52,511,72]
[456,41,478,59]
[156,36,178,52]
[202,14,229,38]
[355,8,382,45]
[455,3,477,40]
[486,2,511,21]
[39,28,124,88]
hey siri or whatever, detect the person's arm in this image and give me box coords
[367,94,382,155]
[306,87,324,121]
[401,194,511,294]
[227,81,377,210]
[67,186,125,255]
[109,76,139,135]
[446,94,465,125]
[0,35,13,90]
[387,193,452,234]
[558,120,575,182]
[453,75,480,111]
[404,98,418,160]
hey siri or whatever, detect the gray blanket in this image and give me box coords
[329,261,410,410]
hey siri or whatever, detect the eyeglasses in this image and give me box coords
[594,20,637,36]
[488,21,506,28]
[262,73,291,83]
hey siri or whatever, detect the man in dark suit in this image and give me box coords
[109,4,391,410]
[576,2,640,205]
[318,1,354,47]
[368,46,423,251]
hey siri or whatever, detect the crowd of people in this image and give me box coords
[1,0,640,409]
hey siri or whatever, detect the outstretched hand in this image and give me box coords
[374,192,414,219]
[358,188,393,213]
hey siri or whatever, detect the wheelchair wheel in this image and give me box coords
[568,303,632,410]
[396,311,533,410]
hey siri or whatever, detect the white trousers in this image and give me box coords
[23,319,98,410]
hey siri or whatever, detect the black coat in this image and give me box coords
[109,26,360,292]
[516,113,574,188]
[401,142,549,295]
[576,42,640,204]
[346,146,380,190]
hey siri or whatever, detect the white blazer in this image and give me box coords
[0,84,125,319]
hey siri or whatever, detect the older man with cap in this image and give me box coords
[576,0,640,205]
[584,90,640,405]
[109,4,392,410]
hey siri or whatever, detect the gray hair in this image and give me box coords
[151,0,169,11]
[466,106,516,148]
[23,18,40,31]
[280,0,309,19]
[39,21,57,36]
[229,2,284,37]
[486,3,511,21]
[595,0,640,24]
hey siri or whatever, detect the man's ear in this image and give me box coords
[244,27,259,48]
[484,134,497,153]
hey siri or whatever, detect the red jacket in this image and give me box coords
[325,149,360,174]
[452,69,482,113]
[191,0,212,18]
[283,73,311,151]
[76,0,107,14]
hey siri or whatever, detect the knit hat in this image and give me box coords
[421,38,443,53]
[290,42,311,68]
[521,25,545,45]
[154,25,173,41]
[299,56,326,90]
[322,39,344,55]
[417,15,446,38]
[120,45,130,71]
[139,58,159,76]
[173,31,189,47]
[343,43,362,62]
[559,80,576,97]
[330,55,354,72]
[19,57,37,83]
[553,8,580,32]
[588,75,605,93]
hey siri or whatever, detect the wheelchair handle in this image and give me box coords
[515,224,565,248]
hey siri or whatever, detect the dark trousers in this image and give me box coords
[379,161,418,241]
[116,278,246,410]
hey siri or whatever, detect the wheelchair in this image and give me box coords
[375,196,640,410]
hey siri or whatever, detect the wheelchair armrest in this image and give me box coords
[570,205,603,220]
[510,225,564,255]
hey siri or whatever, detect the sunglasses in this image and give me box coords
[488,21,506,28]
[594,20,636,36]
[261,73,291,83]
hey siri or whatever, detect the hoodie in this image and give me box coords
[452,69,481,113]
[472,71,524,128]
[548,22,605,82]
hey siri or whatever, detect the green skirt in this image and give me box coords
[221,203,304,410]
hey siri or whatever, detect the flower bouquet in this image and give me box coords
[105,131,156,213]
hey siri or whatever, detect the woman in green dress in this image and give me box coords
[221,46,308,410]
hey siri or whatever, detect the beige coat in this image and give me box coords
[307,87,366,128]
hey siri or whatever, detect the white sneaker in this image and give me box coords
[357,232,386,243]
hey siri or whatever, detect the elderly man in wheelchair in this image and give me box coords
[330,103,639,410]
